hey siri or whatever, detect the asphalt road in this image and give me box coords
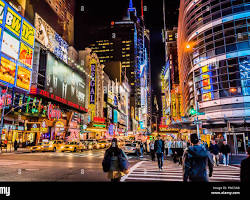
[0,149,141,182]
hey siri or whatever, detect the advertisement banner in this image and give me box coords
[45,53,87,108]
[0,0,35,91]
[21,20,35,48]
[16,65,31,90]
[5,6,22,37]
[0,56,16,84]
[1,30,20,60]
[0,0,6,25]
[19,42,33,68]
[34,13,68,63]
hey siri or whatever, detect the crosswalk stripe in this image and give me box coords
[123,160,240,182]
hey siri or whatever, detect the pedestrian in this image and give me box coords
[14,140,18,151]
[172,139,178,163]
[149,140,155,161]
[102,138,129,182]
[168,139,173,156]
[178,139,184,165]
[209,140,220,166]
[240,147,250,182]
[183,133,213,182]
[139,141,144,158]
[220,140,231,166]
[164,139,169,159]
[154,136,165,171]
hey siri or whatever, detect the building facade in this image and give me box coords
[178,0,250,153]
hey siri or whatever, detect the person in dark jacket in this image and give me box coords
[14,140,18,151]
[183,133,213,182]
[103,138,128,182]
[220,140,231,166]
[154,136,165,171]
[240,147,250,182]
[209,140,220,166]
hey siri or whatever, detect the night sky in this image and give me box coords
[75,0,179,117]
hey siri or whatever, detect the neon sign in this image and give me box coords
[47,103,62,120]
[89,63,96,104]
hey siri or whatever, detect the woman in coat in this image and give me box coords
[103,138,129,182]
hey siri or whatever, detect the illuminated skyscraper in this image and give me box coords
[178,0,250,153]
[89,0,152,131]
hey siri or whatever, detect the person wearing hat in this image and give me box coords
[102,138,129,182]
[183,133,214,182]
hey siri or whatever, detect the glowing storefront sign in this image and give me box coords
[200,65,214,101]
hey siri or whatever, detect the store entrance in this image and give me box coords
[226,133,246,154]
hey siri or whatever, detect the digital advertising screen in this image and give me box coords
[0,0,35,92]
[45,53,87,108]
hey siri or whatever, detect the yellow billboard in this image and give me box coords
[16,65,31,91]
[0,0,6,25]
[0,56,16,84]
[5,6,22,37]
[21,20,35,47]
[19,42,33,68]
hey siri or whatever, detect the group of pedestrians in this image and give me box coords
[102,136,250,183]
[149,137,187,166]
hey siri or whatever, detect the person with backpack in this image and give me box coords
[102,138,129,182]
[154,136,165,171]
[240,147,250,182]
[220,140,231,166]
[149,140,155,161]
[183,133,214,182]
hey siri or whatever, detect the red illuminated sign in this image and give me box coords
[47,103,62,120]
[30,87,88,113]
[93,117,105,123]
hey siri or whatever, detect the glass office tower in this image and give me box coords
[178,0,250,153]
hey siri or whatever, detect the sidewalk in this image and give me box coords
[0,147,31,154]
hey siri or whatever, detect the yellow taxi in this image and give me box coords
[98,140,109,148]
[43,140,65,152]
[30,142,45,152]
[60,141,79,152]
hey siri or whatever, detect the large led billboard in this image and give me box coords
[0,0,35,92]
[45,53,87,108]
[34,13,68,64]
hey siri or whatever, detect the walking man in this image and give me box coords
[139,141,144,158]
[149,140,155,161]
[209,140,220,166]
[183,133,213,182]
[164,139,169,159]
[240,147,250,182]
[220,140,231,166]
[154,136,165,171]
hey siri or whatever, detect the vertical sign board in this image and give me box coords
[0,0,35,92]
[89,59,96,105]
[200,64,214,101]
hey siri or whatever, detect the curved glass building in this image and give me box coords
[178,0,250,153]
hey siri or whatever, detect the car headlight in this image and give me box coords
[61,146,64,149]
[70,146,73,148]
[49,145,53,148]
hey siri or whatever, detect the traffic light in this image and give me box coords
[189,107,197,116]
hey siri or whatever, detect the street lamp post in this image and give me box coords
[185,44,200,139]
